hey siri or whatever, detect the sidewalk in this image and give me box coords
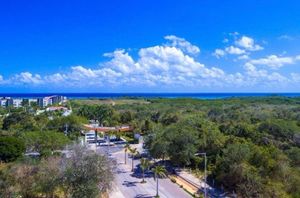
[174,169,227,198]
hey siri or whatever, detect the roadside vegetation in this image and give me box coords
[0,106,113,198]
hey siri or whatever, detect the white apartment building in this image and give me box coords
[13,99,23,108]
[0,99,7,107]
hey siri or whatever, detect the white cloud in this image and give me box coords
[13,72,43,84]
[235,36,263,51]
[238,55,249,60]
[3,35,300,91]
[225,46,246,55]
[213,34,263,59]
[291,73,300,82]
[229,32,240,36]
[249,55,294,69]
[278,34,294,40]
[71,66,97,78]
[244,63,287,83]
[223,38,229,43]
[213,49,226,58]
[164,35,200,55]
[45,73,66,83]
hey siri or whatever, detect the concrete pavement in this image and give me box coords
[107,143,191,198]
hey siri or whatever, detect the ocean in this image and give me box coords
[0,93,300,99]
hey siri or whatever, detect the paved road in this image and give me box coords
[104,142,191,198]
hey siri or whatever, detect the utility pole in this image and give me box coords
[95,128,98,146]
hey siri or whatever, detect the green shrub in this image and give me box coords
[0,136,25,162]
[170,177,176,183]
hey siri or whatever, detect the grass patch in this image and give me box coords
[71,99,150,106]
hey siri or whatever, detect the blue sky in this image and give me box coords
[1,0,300,92]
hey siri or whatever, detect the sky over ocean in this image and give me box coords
[0,1,300,92]
[1,93,300,100]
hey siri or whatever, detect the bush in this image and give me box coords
[0,136,25,162]
[170,177,177,183]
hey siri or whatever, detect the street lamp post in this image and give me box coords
[93,120,99,149]
[195,152,207,198]
[95,129,98,146]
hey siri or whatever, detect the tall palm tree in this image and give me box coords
[152,165,167,198]
[124,143,131,164]
[140,158,151,183]
[129,147,138,172]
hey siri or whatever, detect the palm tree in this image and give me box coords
[124,143,131,164]
[129,147,138,172]
[152,165,167,198]
[140,158,151,183]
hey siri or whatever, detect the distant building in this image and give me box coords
[6,98,13,107]
[0,98,7,107]
[22,99,30,106]
[13,99,22,108]
[28,98,37,105]
[37,95,67,108]
[0,95,67,108]
[37,98,44,107]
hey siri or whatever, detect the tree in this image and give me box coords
[164,124,198,166]
[95,105,115,126]
[0,136,25,162]
[193,156,202,170]
[2,112,38,131]
[46,115,87,139]
[120,110,134,124]
[61,145,114,198]
[22,131,69,156]
[124,143,131,164]
[286,147,300,167]
[36,157,61,198]
[140,158,151,183]
[1,144,114,198]
[160,112,179,125]
[152,165,167,198]
[145,125,170,163]
[129,147,138,172]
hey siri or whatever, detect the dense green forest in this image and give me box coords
[1,96,300,197]
[72,96,300,197]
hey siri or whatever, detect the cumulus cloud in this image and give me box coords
[213,49,226,58]
[164,35,200,55]
[13,72,43,84]
[238,55,249,60]
[248,55,295,69]
[213,34,263,58]
[291,73,300,82]
[100,45,224,87]
[225,46,246,55]
[244,63,287,84]
[235,36,263,51]
[2,35,300,91]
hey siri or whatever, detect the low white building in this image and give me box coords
[0,99,7,107]
[29,98,37,105]
[13,99,23,108]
